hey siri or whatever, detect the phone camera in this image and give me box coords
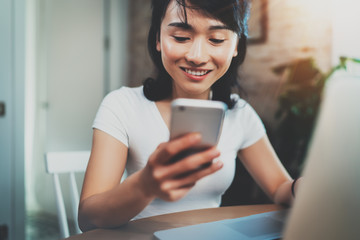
[179,106,185,111]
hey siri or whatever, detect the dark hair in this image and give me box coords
[143,0,250,109]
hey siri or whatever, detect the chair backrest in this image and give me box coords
[45,151,90,239]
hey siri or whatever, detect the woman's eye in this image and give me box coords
[210,39,225,44]
[173,36,190,42]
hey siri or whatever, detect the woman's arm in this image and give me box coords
[78,129,223,231]
[237,135,297,206]
[78,129,149,231]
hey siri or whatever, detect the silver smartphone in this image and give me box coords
[169,98,227,162]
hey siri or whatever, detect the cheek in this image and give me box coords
[214,41,238,69]
[213,50,234,69]
[160,39,183,63]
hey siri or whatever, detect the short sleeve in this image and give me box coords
[92,89,129,147]
[240,103,266,148]
[230,97,266,149]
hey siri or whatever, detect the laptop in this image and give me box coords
[154,71,360,240]
[283,72,360,239]
[154,209,288,240]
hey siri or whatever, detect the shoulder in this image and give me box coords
[227,94,264,126]
[225,94,266,149]
[229,94,254,114]
[102,86,145,106]
[104,85,144,100]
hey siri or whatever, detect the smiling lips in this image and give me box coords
[180,67,212,81]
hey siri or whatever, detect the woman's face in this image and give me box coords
[156,0,239,100]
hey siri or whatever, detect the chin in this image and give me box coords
[183,87,211,98]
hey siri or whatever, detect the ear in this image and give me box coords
[233,38,239,57]
[156,40,161,52]
[156,34,161,52]
[233,49,238,57]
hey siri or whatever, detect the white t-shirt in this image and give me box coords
[93,86,266,219]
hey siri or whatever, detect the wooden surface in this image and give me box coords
[65,204,283,240]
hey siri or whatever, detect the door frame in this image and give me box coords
[0,0,26,239]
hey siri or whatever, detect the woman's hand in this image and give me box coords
[139,133,223,202]
[79,131,222,231]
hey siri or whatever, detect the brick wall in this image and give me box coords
[242,0,332,127]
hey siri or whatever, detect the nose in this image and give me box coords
[185,38,209,66]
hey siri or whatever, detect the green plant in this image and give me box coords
[272,57,360,176]
[271,58,325,176]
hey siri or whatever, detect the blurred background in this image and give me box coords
[1,0,360,239]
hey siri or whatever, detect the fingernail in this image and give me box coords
[216,160,223,168]
[209,149,220,158]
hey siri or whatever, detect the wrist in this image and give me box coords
[136,169,156,200]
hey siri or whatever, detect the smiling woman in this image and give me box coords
[78,0,296,232]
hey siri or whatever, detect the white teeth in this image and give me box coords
[185,69,208,76]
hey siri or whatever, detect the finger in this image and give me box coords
[160,160,223,191]
[161,147,220,179]
[161,184,195,202]
[172,160,223,189]
[155,133,202,164]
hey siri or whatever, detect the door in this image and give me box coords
[0,0,26,240]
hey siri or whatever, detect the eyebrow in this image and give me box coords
[168,22,192,30]
[168,22,231,31]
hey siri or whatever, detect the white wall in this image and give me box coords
[109,0,129,91]
[45,0,104,152]
[28,0,104,217]
[332,0,360,65]
[25,0,40,213]
[26,0,129,221]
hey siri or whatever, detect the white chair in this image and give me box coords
[45,151,90,239]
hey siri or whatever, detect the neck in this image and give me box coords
[171,86,211,100]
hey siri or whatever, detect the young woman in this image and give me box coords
[78,0,300,231]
